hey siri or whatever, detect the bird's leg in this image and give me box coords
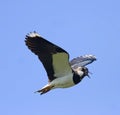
[35,85,54,95]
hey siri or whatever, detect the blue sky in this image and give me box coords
[0,0,120,115]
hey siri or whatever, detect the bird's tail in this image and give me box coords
[35,84,54,95]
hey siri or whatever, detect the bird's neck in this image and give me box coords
[73,72,84,84]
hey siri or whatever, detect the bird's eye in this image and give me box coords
[82,67,86,72]
[81,67,89,76]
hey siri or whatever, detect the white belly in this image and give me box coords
[50,73,75,88]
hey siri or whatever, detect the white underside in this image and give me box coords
[42,73,75,90]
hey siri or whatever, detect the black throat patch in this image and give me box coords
[73,72,82,84]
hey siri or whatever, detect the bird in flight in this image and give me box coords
[25,32,96,95]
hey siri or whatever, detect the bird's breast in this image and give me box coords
[50,73,75,88]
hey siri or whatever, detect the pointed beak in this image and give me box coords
[87,71,92,78]
[87,74,91,78]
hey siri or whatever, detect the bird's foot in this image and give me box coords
[35,85,54,95]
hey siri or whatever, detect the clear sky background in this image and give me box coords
[0,0,120,115]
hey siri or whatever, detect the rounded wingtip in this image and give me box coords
[83,54,97,61]
[26,31,41,38]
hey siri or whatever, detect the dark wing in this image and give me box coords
[25,32,72,81]
[70,55,96,69]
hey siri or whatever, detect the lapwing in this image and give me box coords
[25,32,96,95]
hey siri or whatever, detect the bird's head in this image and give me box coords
[74,67,90,78]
